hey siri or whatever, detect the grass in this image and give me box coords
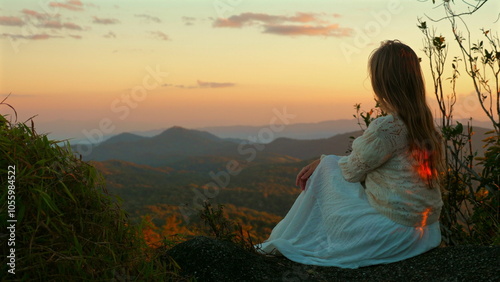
[0,111,182,281]
[198,200,258,253]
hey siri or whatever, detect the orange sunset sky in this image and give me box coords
[1,0,498,141]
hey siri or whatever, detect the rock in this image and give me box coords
[165,236,285,281]
[165,236,500,281]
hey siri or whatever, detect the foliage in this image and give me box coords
[199,201,257,253]
[347,103,387,153]
[94,158,301,243]
[351,0,499,246]
[0,110,180,280]
[416,1,499,245]
[353,102,387,131]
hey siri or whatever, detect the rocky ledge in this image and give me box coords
[165,236,499,281]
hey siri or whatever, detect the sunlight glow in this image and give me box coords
[416,207,432,239]
[412,148,434,181]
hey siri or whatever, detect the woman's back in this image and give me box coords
[338,114,443,227]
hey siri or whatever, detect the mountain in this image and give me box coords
[263,131,362,159]
[154,126,222,142]
[194,118,494,141]
[82,125,492,169]
[102,132,146,145]
[197,119,359,141]
[83,126,240,167]
[82,125,348,168]
[60,117,494,145]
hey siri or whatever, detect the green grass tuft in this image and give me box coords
[0,113,181,281]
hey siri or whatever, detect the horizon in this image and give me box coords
[65,116,494,146]
[1,0,498,142]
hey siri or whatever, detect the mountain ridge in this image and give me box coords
[102,132,146,145]
[62,118,495,145]
[81,125,359,166]
[82,125,492,167]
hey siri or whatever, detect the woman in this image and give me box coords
[256,40,444,269]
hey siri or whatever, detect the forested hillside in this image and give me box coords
[92,159,308,242]
[88,125,492,243]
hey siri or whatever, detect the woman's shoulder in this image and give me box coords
[370,114,404,129]
[369,114,407,138]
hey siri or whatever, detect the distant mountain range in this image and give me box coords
[61,118,493,145]
[79,123,492,170]
[196,119,360,141]
[130,118,494,141]
[63,119,360,145]
[80,125,359,168]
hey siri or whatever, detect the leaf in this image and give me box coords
[453,122,464,135]
[59,181,77,203]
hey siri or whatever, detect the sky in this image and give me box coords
[0,0,498,141]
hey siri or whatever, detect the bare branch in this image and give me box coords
[425,0,489,22]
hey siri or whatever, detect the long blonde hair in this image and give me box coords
[369,40,443,187]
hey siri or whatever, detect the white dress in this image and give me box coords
[257,116,442,269]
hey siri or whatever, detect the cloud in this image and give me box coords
[103,31,116,38]
[0,16,25,26]
[263,24,351,37]
[69,34,81,39]
[39,20,82,30]
[30,34,56,40]
[92,16,119,25]
[212,12,351,38]
[21,9,50,20]
[162,83,197,89]
[69,0,83,6]
[2,33,63,40]
[213,12,320,28]
[162,80,236,89]
[135,14,161,23]
[49,0,84,11]
[62,22,82,30]
[150,31,169,41]
[197,80,235,88]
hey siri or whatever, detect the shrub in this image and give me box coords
[0,112,178,280]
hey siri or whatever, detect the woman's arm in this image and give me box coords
[295,158,321,191]
[338,117,395,183]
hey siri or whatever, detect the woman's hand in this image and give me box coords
[295,158,321,191]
